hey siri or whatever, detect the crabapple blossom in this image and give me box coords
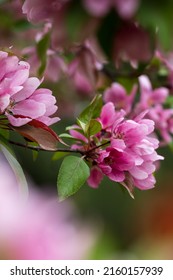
[156,50,173,89]
[138,75,169,110]
[87,165,103,188]
[95,103,163,190]
[0,51,59,127]
[148,105,173,144]
[23,46,67,82]
[69,101,163,192]
[83,0,139,19]
[103,82,137,114]
[68,43,100,95]
[134,75,173,143]
[22,0,70,24]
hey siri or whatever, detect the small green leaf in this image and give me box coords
[57,156,90,200]
[0,141,28,198]
[76,118,87,132]
[66,125,83,132]
[59,133,75,139]
[87,119,102,136]
[78,94,103,126]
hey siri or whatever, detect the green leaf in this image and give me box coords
[0,141,28,198]
[36,32,50,77]
[0,128,9,139]
[59,133,76,139]
[57,156,90,200]
[52,151,69,161]
[76,118,87,132]
[59,133,85,143]
[66,125,82,132]
[87,119,102,136]
[78,94,103,130]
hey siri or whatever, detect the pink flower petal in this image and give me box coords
[0,94,10,113]
[13,77,41,102]
[7,115,31,126]
[129,166,148,180]
[100,102,115,129]
[12,100,46,119]
[87,166,103,188]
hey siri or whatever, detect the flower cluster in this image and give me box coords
[103,74,173,145]
[0,51,59,127]
[69,101,163,193]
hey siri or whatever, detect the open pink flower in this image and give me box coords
[103,82,137,114]
[0,51,59,127]
[133,75,173,144]
[95,103,163,190]
[138,75,168,110]
[148,105,173,144]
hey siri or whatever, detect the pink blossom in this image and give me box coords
[22,0,70,24]
[83,0,139,19]
[155,50,173,88]
[0,155,94,260]
[98,102,125,131]
[137,75,168,110]
[83,0,110,17]
[69,125,88,150]
[0,51,59,127]
[96,103,163,190]
[67,102,163,192]
[23,47,67,82]
[148,105,173,144]
[68,45,98,95]
[103,82,137,114]
[22,0,71,48]
[87,165,103,188]
[114,0,139,19]
[134,75,173,144]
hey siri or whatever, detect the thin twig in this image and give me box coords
[8,139,110,155]
[8,140,85,154]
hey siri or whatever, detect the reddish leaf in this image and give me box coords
[12,120,67,151]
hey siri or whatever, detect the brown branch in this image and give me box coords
[8,140,85,154]
[8,139,111,155]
